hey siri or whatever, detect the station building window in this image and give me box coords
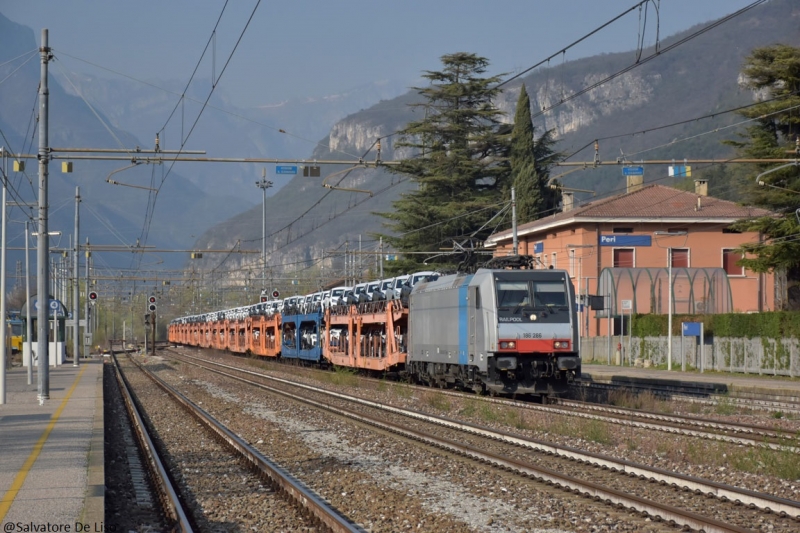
[613,248,634,268]
[670,248,689,268]
[722,248,744,276]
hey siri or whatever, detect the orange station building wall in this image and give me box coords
[492,222,774,337]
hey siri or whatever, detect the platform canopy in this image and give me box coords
[596,267,733,317]
[20,295,69,318]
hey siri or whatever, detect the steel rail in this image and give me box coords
[577,381,800,416]
[125,353,364,533]
[321,372,799,451]
[111,352,194,532]
[558,398,798,440]
[169,351,795,530]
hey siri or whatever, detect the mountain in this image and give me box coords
[192,0,800,292]
[52,72,411,204]
[0,13,410,277]
[0,14,248,272]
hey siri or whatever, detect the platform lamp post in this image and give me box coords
[567,244,595,353]
[654,231,688,371]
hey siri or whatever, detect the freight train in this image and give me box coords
[168,259,581,397]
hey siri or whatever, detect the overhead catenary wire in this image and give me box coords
[530,0,768,121]
[52,50,364,161]
[136,0,263,269]
[561,90,800,162]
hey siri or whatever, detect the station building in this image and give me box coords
[484,178,776,337]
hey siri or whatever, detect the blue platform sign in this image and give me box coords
[599,235,651,247]
[276,165,298,175]
[532,241,543,254]
[682,322,702,337]
[622,166,644,176]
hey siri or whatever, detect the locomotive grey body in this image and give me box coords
[408,268,580,396]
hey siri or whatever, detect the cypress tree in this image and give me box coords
[510,84,544,224]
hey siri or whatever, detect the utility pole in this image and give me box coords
[0,148,7,405]
[84,238,90,360]
[511,187,518,256]
[37,29,51,403]
[73,187,80,366]
[256,168,272,292]
[25,220,32,386]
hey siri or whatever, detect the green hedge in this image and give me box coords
[630,312,800,339]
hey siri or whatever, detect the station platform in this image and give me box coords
[581,363,800,402]
[0,358,104,531]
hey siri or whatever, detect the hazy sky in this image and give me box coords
[3,0,757,109]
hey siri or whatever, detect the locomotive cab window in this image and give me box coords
[533,281,568,308]
[495,275,570,322]
[497,281,530,308]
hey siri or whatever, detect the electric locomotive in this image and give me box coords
[407,268,580,396]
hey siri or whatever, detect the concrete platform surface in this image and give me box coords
[582,362,800,398]
[0,359,104,532]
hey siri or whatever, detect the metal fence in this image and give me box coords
[580,336,800,377]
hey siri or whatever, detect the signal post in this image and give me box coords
[147,295,156,356]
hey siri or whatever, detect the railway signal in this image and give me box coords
[148,295,156,312]
[88,291,98,302]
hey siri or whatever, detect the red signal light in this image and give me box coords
[88,291,98,301]
[272,290,280,298]
[148,296,156,304]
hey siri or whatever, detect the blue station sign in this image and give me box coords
[622,166,644,176]
[276,165,298,175]
[599,235,652,247]
[532,241,543,254]
[682,322,702,337]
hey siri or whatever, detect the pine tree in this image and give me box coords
[727,45,800,279]
[377,53,510,272]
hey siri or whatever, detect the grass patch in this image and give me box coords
[714,394,737,416]
[460,398,478,418]
[582,419,613,445]
[319,366,360,388]
[504,408,530,430]
[477,401,503,424]
[608,389,672,413]
[423,391,451,412]
[392,382,413,399]
[728,445,800,481]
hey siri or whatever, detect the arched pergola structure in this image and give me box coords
[597,267,733,317]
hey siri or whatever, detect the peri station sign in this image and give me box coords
[599,235,652,247]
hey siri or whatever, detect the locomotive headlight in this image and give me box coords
[508,341,516,349]
[530,314,537,321]
[499,341,516,349]
[500,341,507,349]
[553,341,570,349]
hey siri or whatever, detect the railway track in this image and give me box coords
[165,348,800,532]
[194,349,799,453]
[112,351,363,532]
[555,398,800,451]
[108,353,194,532]
[573,380,800,417]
